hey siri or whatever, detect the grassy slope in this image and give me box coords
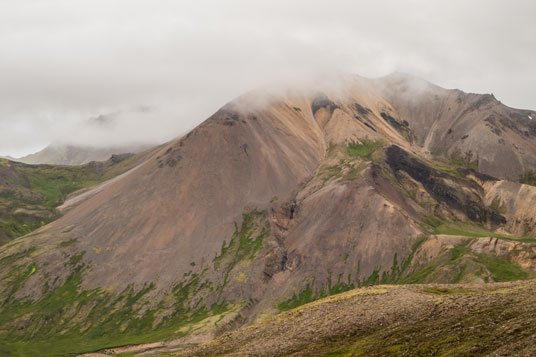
[175,281,536,356]
[275,237,536,312]
[0,210,267,356]
[0,152,149,243]
[316,139,384,184]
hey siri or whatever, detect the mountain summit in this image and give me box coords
[1,73,536,355]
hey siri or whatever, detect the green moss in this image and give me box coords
[398,265,436,284]
[398,243,470,284]
[278,273,357,312]
[213,209,269,289]
[328,273,355,295]
[278,283,315,311]
[0,247,36,266]
[520,170,536,186]
[0,217,53,240]
[488,196,506,214]
[453,264,467,283]
[67,251,85,267]
[320,163,344,182]
[476,255,531,282]
[361,270,380,286]
[434,222,536,243]
[0,153,149,243]
[425,287,469,295]
[346,138,384,159]
[376,237,427,285]
[397,238,534,285]
[421,213,442,230]
[450,149,479,171]
[418,211,535,243]
[316,141,381,184]
[0,259,231,356]
[449,245,471,261]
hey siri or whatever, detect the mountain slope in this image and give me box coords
[376,73,536,180]
[1,74,536,355]
[11,107,160,166]
[0,152,151,245]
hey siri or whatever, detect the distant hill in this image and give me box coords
[9,106,161,165]
[0,151,153,245]
[12,143,151,165]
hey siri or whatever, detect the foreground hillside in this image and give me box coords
[1,73,536,355]
[172,280,536,356]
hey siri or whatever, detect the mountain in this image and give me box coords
[0,151,154,246]
[10,107,159,166]
[13,144,150,165]
[1,73,536,355]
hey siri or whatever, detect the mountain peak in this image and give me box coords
[1,75,536,355]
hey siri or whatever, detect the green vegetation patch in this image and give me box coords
[450,149,479,171]
[0,152,148,242]
[434,221,536,243]
[399,239,534,285]
[520,170,536,186]
[425,287,470,295]
[426,150,479,179]
[419,212,536,243]
[421,213,442,230]
[316,139,383,184]
[346,138,384,159]
[278,283,315,311]
[476,255,530,282]
[278,237,429,312]
[488,196,506,214]
[0,205,265,356]
[213,209,269,288]
[279,272,359,312]
[0,257,231,356]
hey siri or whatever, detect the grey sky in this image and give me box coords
[1,0,535,157]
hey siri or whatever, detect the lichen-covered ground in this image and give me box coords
[171,280,536,356]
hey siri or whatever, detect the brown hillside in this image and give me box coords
[1,74,536,355]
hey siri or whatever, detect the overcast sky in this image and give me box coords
[1,0,535,157]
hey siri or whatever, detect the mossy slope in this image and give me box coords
[0,209,269,356]
[0,153,147,243]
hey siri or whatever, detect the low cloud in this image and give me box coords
[1,0,535,156]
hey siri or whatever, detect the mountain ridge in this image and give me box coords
[10,143,151,166]
[1,73,536,355]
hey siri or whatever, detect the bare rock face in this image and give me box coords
[484,180,536,237]
[1,73,536,351]
[376,73,536,180]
